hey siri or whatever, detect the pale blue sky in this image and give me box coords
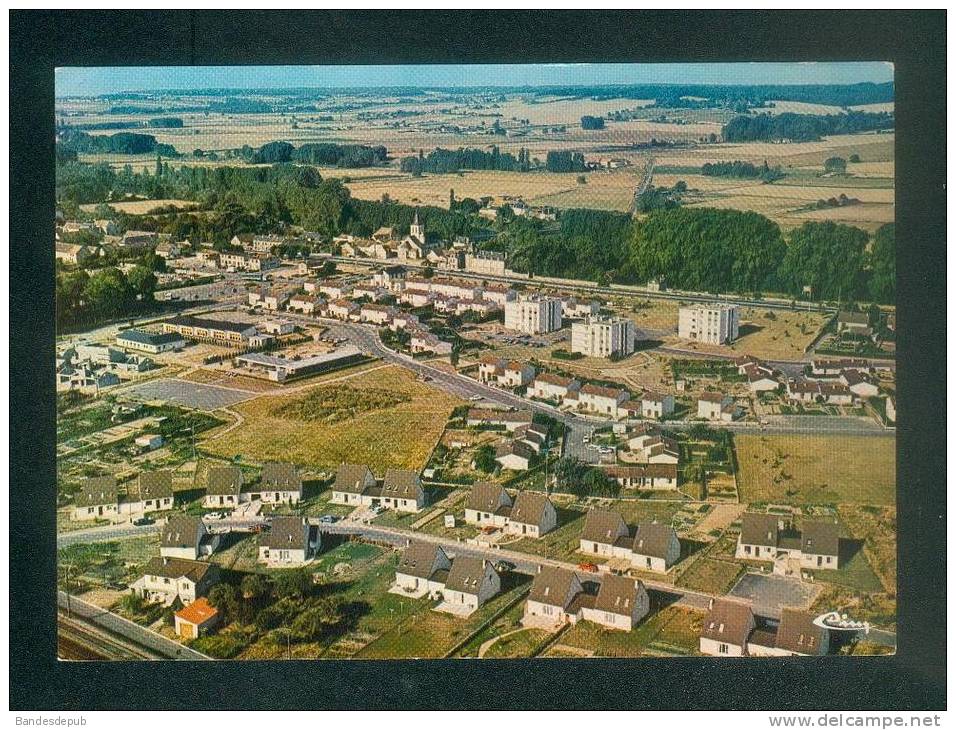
[55,62,893,97]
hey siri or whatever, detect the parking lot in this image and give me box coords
[728,572,821,618]
[122,378,258,411]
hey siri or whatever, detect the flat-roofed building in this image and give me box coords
[504,295,563,334]
[570,316,635,358]
[678,303,739,345]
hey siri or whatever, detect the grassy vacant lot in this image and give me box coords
[837,505,897,592]
[357,575,532,659]
[676,557,745,595]
[201,365,462,472]
[555,605,701,657]
[735,434,896,506]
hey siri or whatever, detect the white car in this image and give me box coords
[204,512,225,520]
[469,394,483,401]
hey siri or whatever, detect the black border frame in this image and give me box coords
[10,10,946,711]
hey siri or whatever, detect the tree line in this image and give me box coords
[245,140,387,167]
[57,128,179,157]
[701,160,783,181]
[400,146,530,175]
[722,111,894,143]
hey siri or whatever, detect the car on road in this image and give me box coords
[577,562,599,573]
[132,517,154,526]
[469,394,483,401]
[318,514,339,524]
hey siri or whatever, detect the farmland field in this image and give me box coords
[735,434,896,506]
[200,365,462,472]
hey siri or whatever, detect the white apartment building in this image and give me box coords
[570,317,635,358]
[504,295,563,334]
[678,303,740,345]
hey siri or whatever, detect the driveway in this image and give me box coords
[728,572,822,618]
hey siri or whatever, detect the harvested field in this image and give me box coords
[735,434,896,506]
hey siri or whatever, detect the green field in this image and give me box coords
[735,434,896,505]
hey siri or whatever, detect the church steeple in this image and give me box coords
[410,209,424,241]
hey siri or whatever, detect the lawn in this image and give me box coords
[356,576,532,659]
[201,365,463,473]
[481,627,554,658]
[556,605,701,657]
[836,505,897,592]
[676,557,745,595]
[809,546,883,593]
[735,434,896,506]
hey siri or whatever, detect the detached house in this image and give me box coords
[524,567,585,628]
[246,462,303,504]
[135,470,175,514]
[630,522,681,573]
[494,440,535,471]
[504,491,557,538]
[466,408,533,432]
[698,392,735,421]
[132,557,220,607]
[395,542,452,597]
[580,575,650,631]
[700,599,757,657]
[638,391,675,419]
[747,609,830,657]
[330,463,377,506]
[161,515,220,560]
[440,556,501,615]
[579,509,631,559]
[735,513,840,569]
[381,469,426,513]
[602,463,678,490]
[258,516,319,567]
[464,482,513,528]
[73,477,119,521]
[840,369,880,398]
[203,466,244,508]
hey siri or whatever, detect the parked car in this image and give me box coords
[318,514,339,524]
[204,512,225,520]
[577,562,599,573]
[132,517,154,527]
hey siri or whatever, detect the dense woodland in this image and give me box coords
[722,111,894,143]
[400,146,529,175]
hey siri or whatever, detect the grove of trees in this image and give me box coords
[722,111,894,143]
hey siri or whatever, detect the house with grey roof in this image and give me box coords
[579,509,631,559]
[438,556,501,616]
[258,516,319,567]
[203,466,245,508]
[244,462,303,504]
[394,542,452,597]
[504,491,557,538]
[160,514,219,560]
[580,575,650,631]
[116,329,186,354]
[464,482,513,528]
[631,521,681,573]
[72,477,120,521]
[330,463,377,506]
[524,567,585,628]
[134,470,174,514]
[131,556,220,606]
[700,598,757,656]
[381,469,425,513]
[735,512,840,569]
[747,608,830,657]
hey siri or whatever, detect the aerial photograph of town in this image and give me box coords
[54,61,897,662]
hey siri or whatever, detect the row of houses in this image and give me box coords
[56,342,155,393]
[72,463,305,521]
[394,542,650,630]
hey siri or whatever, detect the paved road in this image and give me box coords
[321,519,712,614]
[57,591,211,661]
[57,522,161,548]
